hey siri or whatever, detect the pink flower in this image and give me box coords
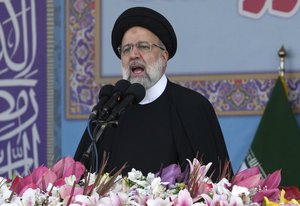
[108,192,123,206]
[10,175,39,196]
[252,188,280,203]
[10,157,85,196]
[51,156,85,186]
[59,184,84,202]
[187,159,212,180]
[261,169,281,189]
[231,167,261,188]
[186,159,213,201]
[232,167,282,204]
[31,166,57,191]
[174,189,193,206]
[252,169,281,203]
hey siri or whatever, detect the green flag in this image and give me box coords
[244,76,300,187]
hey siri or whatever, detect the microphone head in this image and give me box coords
[98,84,115,99]
[113,79,131,99]
[125,83,146,104]
[113,79,131,97]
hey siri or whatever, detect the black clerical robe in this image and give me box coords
[74,80,232,181]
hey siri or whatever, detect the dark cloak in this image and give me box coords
[74,80,232,181]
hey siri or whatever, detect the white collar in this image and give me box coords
[139,74,167,105]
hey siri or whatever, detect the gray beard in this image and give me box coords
[122,58,164,90]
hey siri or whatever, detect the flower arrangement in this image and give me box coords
[0,156,299,206]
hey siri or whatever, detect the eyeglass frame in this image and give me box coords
[117,41,166,56]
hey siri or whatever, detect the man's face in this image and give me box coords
[120,26,169,90]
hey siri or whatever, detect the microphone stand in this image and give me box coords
[80,118,119,173]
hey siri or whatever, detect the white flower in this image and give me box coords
[0,177,7,185]
[97,196,114,206]
[128,169,149,188]
[115,191,129,204]
[231,185,249,197]
[0,184,12,203]
[46,183,60,195]
[21,188,38,205]
[109,175,123,193]
[0,184,23,206]
[193,203,207,206]
[0,195,22,206]
[213,178,231,197]
[65,174,77,186]
[128,169,143,181]
[231,185,251,205]
[1,203,21,206]
[127,194,145,206]
[81,172,97,185]
[146,172,155,182]
[47,197,63,206]
[72,193,100,205]
[228,194,245,206]
[150,177,165,196]
[147,197,173,206]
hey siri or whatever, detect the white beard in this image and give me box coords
[122,58,164,90]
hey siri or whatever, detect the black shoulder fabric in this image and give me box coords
[166,81,233,180]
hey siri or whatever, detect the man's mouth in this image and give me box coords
[131,66,145,75]
[129,60,146,76]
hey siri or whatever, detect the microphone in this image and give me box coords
[89,84,115,120]
[98,79,131,120]
[106,83,145,122]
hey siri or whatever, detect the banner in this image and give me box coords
[243,76,300,187]
[0,0,48,178]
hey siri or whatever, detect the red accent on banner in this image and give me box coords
[272,0,298,12]
[243,0,267,14]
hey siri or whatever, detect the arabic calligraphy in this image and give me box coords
[0,0,43,178]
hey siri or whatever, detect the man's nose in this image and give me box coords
[129,45,140,58]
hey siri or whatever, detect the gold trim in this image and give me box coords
[169,72,300,82]
[47,0,55,166]
[65,0,71,119]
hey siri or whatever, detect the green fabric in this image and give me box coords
[245,77,300,187]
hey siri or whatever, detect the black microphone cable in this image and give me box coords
[81,84,114,172]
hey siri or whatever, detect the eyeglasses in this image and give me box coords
[117,41,165,56]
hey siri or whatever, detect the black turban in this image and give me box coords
[111,7,177,59]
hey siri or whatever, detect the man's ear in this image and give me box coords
[162,50,169,63]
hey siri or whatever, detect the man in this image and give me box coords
[74,7,232,181]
